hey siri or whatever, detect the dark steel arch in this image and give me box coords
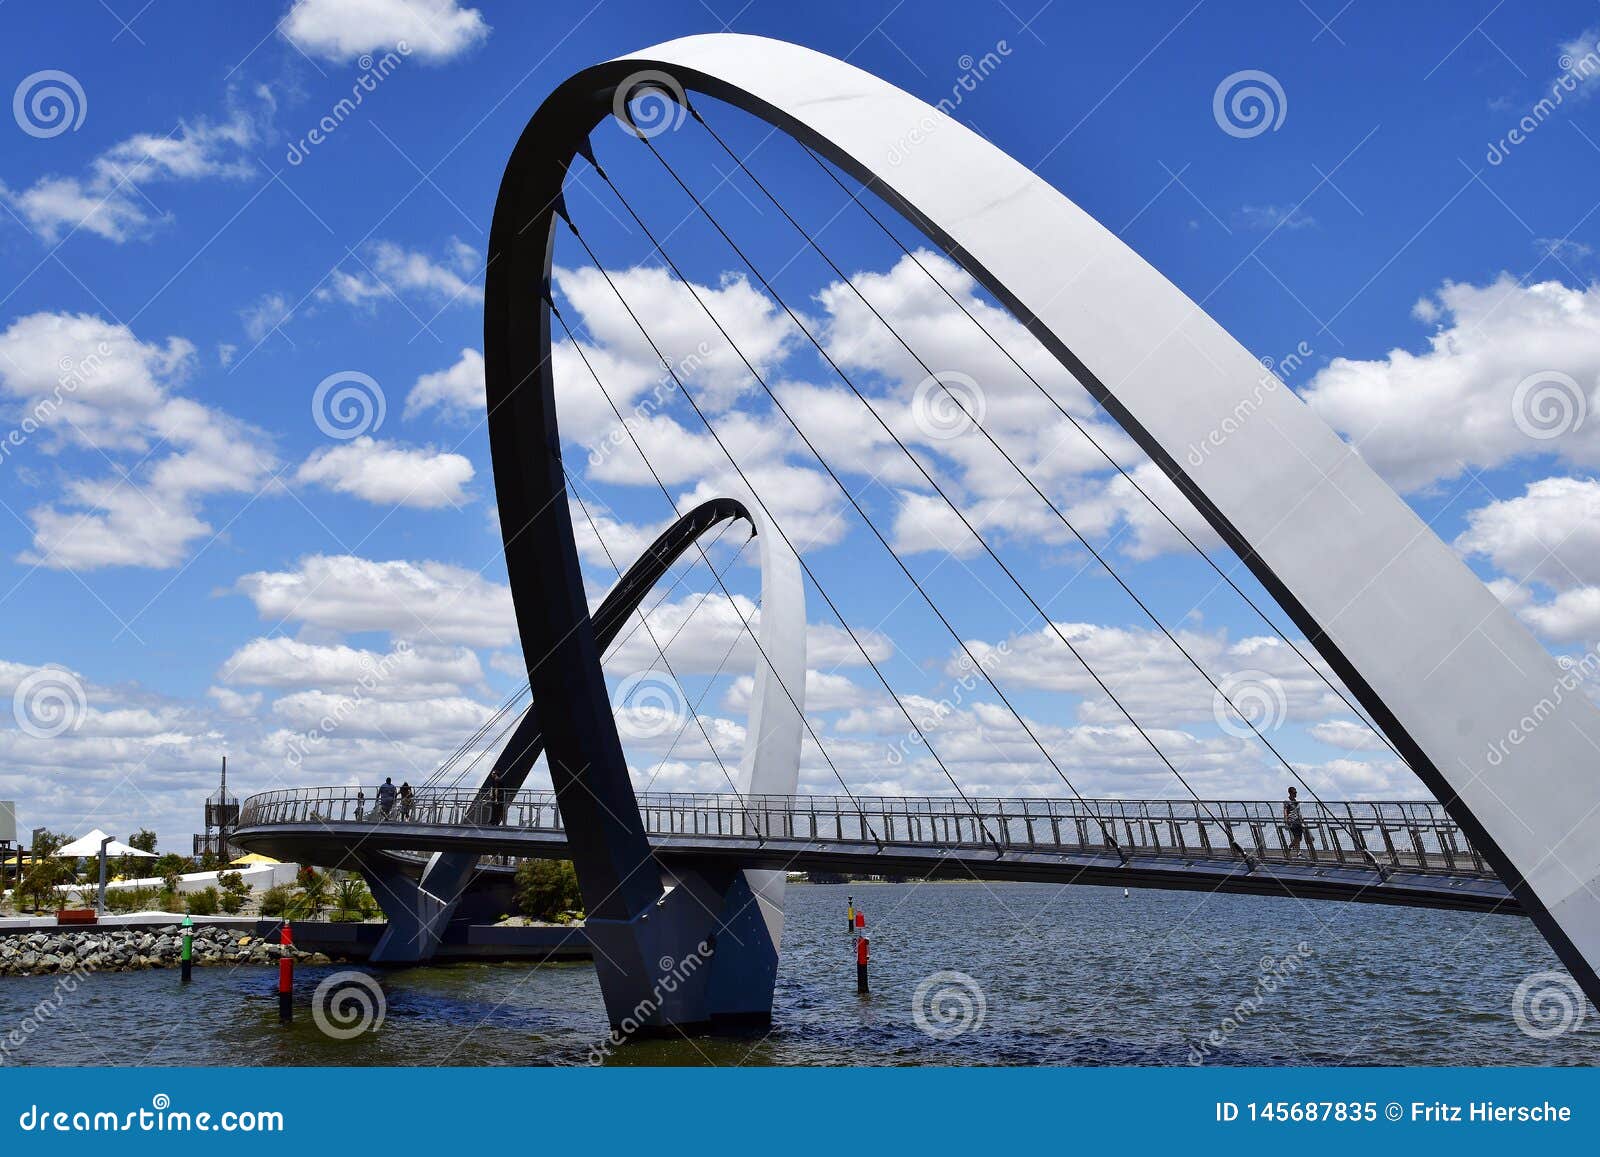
[358,497,755,966]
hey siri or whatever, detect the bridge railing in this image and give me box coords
[237,788,1489,877]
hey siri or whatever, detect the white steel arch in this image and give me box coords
[592,32,1600,1000]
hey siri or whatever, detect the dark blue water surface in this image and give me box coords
[2,883,1596,1066]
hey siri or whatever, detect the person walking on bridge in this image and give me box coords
[377,777,397,820]
[1284,786,1315,860]
[399,781,414,821]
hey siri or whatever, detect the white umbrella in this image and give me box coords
[54,830,157,914]
[55,829,157,859]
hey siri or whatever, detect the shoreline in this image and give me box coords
[0,924,332,977]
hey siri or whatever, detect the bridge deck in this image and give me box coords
[233,789,1518,914]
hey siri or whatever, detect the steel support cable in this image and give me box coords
[580,164,1119,863]
[555,231,1013,857]
[548,298,886,847]
[420,682,532,790]
[606,516,739,660]
[674,123,1381,876]
[790,138,1405,771]
[639,537,758,794]
[567,474,765,833]
[433,520,736,799]
[437,688,543,793]
[445,515,746,806]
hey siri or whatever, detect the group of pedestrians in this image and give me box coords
[354,777,414,821]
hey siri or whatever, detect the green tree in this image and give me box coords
[16,830,69,911]
[514,859,583,922]
[128,829,157,853]
[259,883,294,917]
[332,874,376,922]
[298,867,328,915]
[153,852,190,881]
[216,871,251,914]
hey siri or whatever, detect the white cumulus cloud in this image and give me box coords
[296,436,474,508]
[235,554,515,647]
[283,0,489,63]
[406,347,483,422]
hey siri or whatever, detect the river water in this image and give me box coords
[3,882,1597,1066]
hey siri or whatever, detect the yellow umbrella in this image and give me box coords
[229,852,279,865]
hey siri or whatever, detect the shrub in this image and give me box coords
[259,884,294,917]
[106,885,160,913]
[331,875,377,922]
[514,859,583,922]
[186,887,220,916]
[217,871,251,914]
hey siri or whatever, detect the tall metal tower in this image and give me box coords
[198,757,239,861]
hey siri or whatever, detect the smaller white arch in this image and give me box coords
[730,497,806,951]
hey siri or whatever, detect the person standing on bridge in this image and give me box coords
[1284,786,1315,860]
[399,781,414,821]
[377,777,397,820]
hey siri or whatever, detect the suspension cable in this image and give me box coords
[438,689,541,793]
[549,297,888,847]
[568,473,764,831]
[441,516,744,797]
[672,115,1379,871]
[641,536,757,794]
[421,682,531,790]
[792,139,1405,769]
[578,166,1125,861]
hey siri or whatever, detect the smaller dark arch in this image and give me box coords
[469,497,753,824]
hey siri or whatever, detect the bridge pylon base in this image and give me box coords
[585,861,782,1035]
[359,851,479,966]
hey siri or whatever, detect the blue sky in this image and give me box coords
[3,0,1600,848]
